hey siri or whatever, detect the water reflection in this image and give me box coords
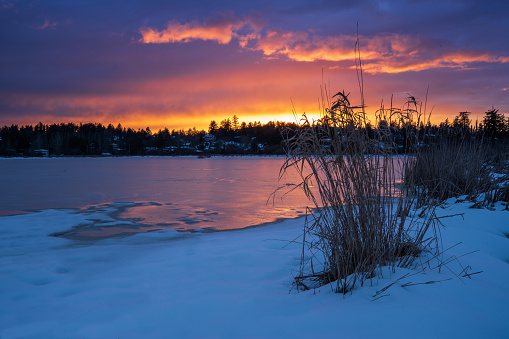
[0,157,309,237]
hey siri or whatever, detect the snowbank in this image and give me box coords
[1,201,508,338]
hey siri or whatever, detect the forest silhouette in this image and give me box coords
[0,109,507,157]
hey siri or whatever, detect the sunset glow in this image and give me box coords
[1,1,508,130]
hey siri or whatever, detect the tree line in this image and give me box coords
[0,109,507,157]
[0,117,299,156]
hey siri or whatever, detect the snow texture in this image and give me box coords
[1,200,509,338]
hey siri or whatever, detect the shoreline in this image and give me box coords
[0,202,311,241]
[0,154,287,160]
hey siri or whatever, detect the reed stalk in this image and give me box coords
[280,92,440,293]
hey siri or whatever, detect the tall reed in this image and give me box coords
[280,92,440,293]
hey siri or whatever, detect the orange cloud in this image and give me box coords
[140,22,233,44]
[253,32,423,62]
[254,31,509,73]
[139,16,509,74]
[2,60,499,133]
[446,52,509,64]
[0,62,327,131]
[139,13,257,44]
[253,30,356,62]
[357,50,509,74]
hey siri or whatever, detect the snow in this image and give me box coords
[1,200,509,338]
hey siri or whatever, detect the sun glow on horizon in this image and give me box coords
[0,105,490,134]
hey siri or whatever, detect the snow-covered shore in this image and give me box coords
[1,200,509,338]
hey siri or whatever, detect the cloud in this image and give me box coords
[139,14,509,74]
[35,18,57,30]
[251,30,509,74]
[356,48,509,74]
[1,0,15,9]
[0,61,327,131]
[139,12,257,45]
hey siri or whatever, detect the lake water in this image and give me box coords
[0,157,311,238]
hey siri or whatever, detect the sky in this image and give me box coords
[1,0,508,131]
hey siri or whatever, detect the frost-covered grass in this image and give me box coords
[1,199,509,338]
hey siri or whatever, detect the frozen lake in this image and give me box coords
[2,158,509,338]
[0,156,309,238]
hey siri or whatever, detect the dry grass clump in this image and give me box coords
[478,145,509,208]
[408,133,509,207]
[280,92,440,293]
[408,134,491,205]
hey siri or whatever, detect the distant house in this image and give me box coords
[34,149,49,157]
[203,134,216,142]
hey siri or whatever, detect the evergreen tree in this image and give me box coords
[208,120,218,134]
[483,108,505,137]
[232,115,239,131]
[220,118,231,132]
[453,111,471,129]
